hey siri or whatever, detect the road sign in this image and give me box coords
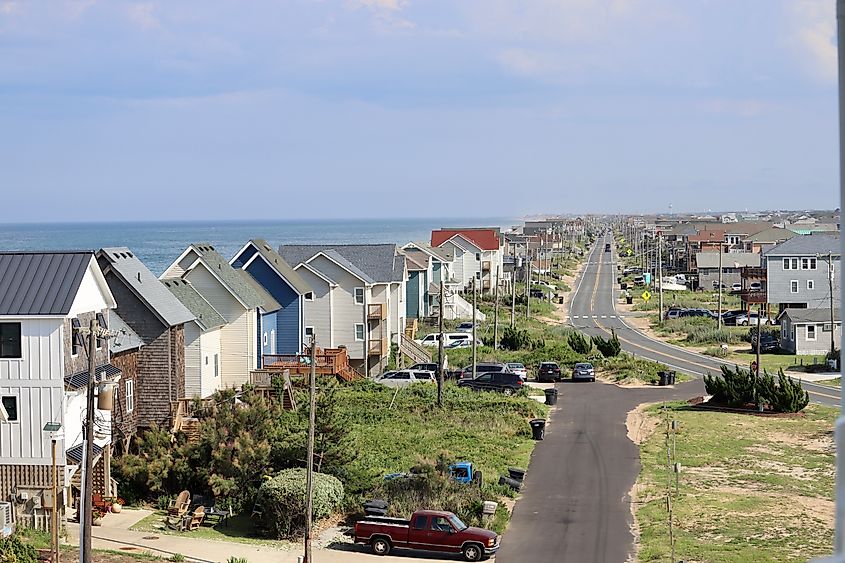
[641,290,651,302]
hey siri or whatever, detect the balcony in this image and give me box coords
[481,260,491,272]
[739,289,767,304]
[741,267,767,280]
[368,303,387,320]
[368,337,388,356]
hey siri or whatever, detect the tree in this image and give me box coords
[757,369,810,413]
[567,331,592,355]
[500,326,532,350]
[256,468,344,539]
[592,330,621,357]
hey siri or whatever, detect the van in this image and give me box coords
[416,333,473,348]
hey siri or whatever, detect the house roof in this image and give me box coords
[405,241,453,262]
[720,222,773,236]
[67,442,103,464]
[237,270,282,313]
[98,248,196,327]
[109,311,144,354]
[431,229,500,251]
[0,251,93,316]
[279,244,405,284]
[176,243,268,309]
[744,227,798,244]
[161,278,227,331]
[780,308,841,324]
[688,229,726,243]
[242,239,313,295]
[695,252,761,269]
[764,233,841,257]
[65,363,122,391]
[402,249,429,271]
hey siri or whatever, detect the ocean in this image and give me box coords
[0,217,516,275]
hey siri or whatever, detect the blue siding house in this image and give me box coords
[231,240,314,356]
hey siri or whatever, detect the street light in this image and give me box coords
[42,421,62,563]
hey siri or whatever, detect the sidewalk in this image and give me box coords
[66,509,461,563]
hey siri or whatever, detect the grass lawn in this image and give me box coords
[636,402,835,562]
[727,351,827,373]
[130,512,287,547]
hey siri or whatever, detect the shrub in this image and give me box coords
[704,365,756,408]
[567,331,592,355]
[0,533,38,563]
[256,468,344,539]
[757,369,809,413]
[592,330,621,357]
[703,346,730,358]
[500,326,532,351]
[685,326,739,345]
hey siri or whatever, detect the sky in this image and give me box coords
[0,0,839,222]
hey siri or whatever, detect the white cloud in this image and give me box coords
[126,2,160,30]
[787,0,836,83]
[0,1,18,15]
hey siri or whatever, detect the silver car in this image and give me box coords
[572,362,595,382]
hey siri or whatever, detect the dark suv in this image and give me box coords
[457,371,524,395]
[537,362,561,382]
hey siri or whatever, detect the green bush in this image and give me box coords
[567,331,592,355]
[256,468,344,539]
[500,326,532,350]
[757,369,810,413]
[703,346,730,358]
[704,365,809,412]
[0,533,37,563]
[592,330,621,357]
[704,365,756,408]
[684,326,739,345]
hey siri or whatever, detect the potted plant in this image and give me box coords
[92,509,105,526]
[111,498,125,514]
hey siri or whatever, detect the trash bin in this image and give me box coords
[668,371,676,385]
[621,282,628,290]
[529,418,546,440]
[626,296,633,305]
[507,468,526,481]
[544,388,558,406]
[658,371,668,386]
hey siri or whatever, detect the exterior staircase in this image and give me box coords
[399,334,432,364]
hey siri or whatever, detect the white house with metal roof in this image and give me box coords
[279,244,407,376]
[161,244,279,389]
[0,251,118,529]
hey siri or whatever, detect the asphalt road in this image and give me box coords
[569,235,841,407]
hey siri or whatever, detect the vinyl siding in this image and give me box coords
[200,328,222,397]
[220,311,252,388]
[242,257,302,354]
[766,256,840,309]
[307,256,365,359]
[184,322,202,398]
[297,268,333,349]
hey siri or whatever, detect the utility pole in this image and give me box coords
[511,259,516,327]
[826,251,837,356]
[526,252,532,319]
[717,245,724,330]
[755,305,763,407]
[493,266,500,349]
[658,232,664,324]
[304,336,316,563]
[472,276,477,380]
[81,318,97,563]
[437,282,444,407]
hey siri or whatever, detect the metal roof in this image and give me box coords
[161,278,227,331]
[764,234,841,257]
[98,248,196,327]
[0,251,92,316]
[109,311,145,354]
[244,240,313,295]
[66,442,103,464]
[65,363,122,391]
[279,244,405,284]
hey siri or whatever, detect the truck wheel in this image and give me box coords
[462,543,483,561]
[371,537,392,556]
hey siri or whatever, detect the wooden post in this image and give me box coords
[472,276,477,380]
[493,266,500,350]
[304,336,316,563]
[437,283,445,408]
[829,251,837,355]
[81,318,97,563]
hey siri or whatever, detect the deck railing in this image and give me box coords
[368,303,387,320]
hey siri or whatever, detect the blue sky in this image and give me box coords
[0,0,838,221]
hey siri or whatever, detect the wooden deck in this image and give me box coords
[261,347,361,381]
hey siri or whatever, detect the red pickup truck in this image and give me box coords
[354,509,499,561]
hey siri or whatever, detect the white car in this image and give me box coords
[507,362,528,380]
[731,283,742,292]
[735,313,773,326]
[416,333,472,348]
[376,370,435,387]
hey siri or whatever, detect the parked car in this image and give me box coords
[458,362,509,380]
[720,309,745,326]
[417,333,473,348]
[507,362,528,380]
[623,267,642,275]
[736,313,773,326]
[632,276,646,286]
[665,308,683,320]
[447,338,484,349]
[537,361,561,382]
[750,333,780,353]
[456,322,474,333]
[571,362,595,382]
[529,289,545,299]
[457,371,524,395]
[354,509,499,561]
[749,281,762,291]
[730,283,742,292]
[376,370,435,387]
[409,363,438,373]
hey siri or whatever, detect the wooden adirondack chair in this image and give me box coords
[187,506,205,531]
[167,490,191,518]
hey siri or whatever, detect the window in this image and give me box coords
[125,380,134,413]
[801,258,809,270]
[304,291,314,301]
[475,373,493,383]
[0,323,21,359]
[95,313,106,349]
[71,318,81,356]
[205,356,209,365]
[783,258,790,270]
[792,258,799,270]
[430,516,452,532]
[475,253,481,261]
[393,372,410,379]
[304,326,314,339]
[354,323,365,341]
[810,258,817,269]
[1,396,17,422]
[790,280,799,293]
[214,354,219,377]
[808,280,815,290]
[263,332,268,346]
[412,515,428,530]
[354,287,365,305]
[807,325,817,341]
